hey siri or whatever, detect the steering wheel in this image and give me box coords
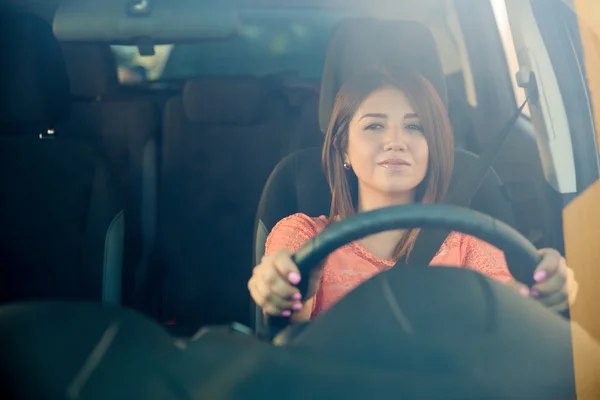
[266,204,542,339]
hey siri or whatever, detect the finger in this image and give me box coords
[261,263,302,301]
[252,252,303,305]
[533,249,563,283]
[255,279,295,311]
[262,302,289,317]
[535,286,568,309]
[272,250,303,285]
[256,253,301,299]
[250,278,295,313]
[531,272,566,298]
[548,298,570,313]
[531,269,567,299]
[505,278,531,297]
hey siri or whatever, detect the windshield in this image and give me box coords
[4,0,600,396]
[112,8,353,83]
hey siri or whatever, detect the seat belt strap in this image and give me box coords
[394,90,534,268]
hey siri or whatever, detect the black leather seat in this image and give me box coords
[253,18,516,331]
[159,76,292,333]
[0,9,124,304]
[59,42,160,308]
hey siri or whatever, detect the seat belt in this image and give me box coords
[394,85,536,268]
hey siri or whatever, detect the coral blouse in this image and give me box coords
[265,213,513,319]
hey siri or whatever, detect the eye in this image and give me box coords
[406,123,424,133]
[364,123,385,131]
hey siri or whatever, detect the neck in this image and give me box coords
[356,185,415,213]
[354,185,415,260]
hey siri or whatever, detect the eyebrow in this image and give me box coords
[359,112,419,120]
[359,113,387,120]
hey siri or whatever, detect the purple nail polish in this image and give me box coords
[281,310,292,317]
[534,270,546,282]
[520,287,530,297]
[530,290,540,298]
[291,293,302,301]
[292,303,303,311]
[288,272,301,285]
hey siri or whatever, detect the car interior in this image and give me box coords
[0,0,563,331]
[0,0,599,398]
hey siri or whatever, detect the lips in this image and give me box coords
[378,158,411,168]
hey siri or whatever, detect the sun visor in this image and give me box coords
[53,0,239,45]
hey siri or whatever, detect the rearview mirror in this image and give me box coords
[53,0,239,44]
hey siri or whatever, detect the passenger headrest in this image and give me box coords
[0,8,70,129]
[61,43,120,98]
[183,77,265,124]
[319,19,447,133]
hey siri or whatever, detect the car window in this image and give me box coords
[112,8,352,84]
[491,0,531,116]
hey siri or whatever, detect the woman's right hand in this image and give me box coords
[248,248,320,317]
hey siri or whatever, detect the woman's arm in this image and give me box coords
[263,213,322,322]
[265,213,320,259]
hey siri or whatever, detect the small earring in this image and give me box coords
[343,161,351,170]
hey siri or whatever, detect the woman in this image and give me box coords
[248,68,578,322]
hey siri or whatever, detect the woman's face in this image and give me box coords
[345,87,429,199]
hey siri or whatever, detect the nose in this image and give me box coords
[383,125,409,151]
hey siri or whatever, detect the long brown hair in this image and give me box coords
[322,68,455,261]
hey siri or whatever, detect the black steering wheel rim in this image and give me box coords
[266,204,541,337]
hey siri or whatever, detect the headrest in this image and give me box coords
[183,77,265,124]
[61,43,120,98]
[0,8,70,129]
[319,19,447,133]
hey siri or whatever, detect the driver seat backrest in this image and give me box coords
[159,76,291,333]
[253,18,516,331]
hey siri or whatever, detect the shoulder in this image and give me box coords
[265,213,329,255]
[271,213,328,235]
[441,231,465,248]
[452,232,511,280]
[437,231,504,266]
[446,231,500,258]
[457,232,500,253]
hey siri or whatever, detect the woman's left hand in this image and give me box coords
[528,248,578,312]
